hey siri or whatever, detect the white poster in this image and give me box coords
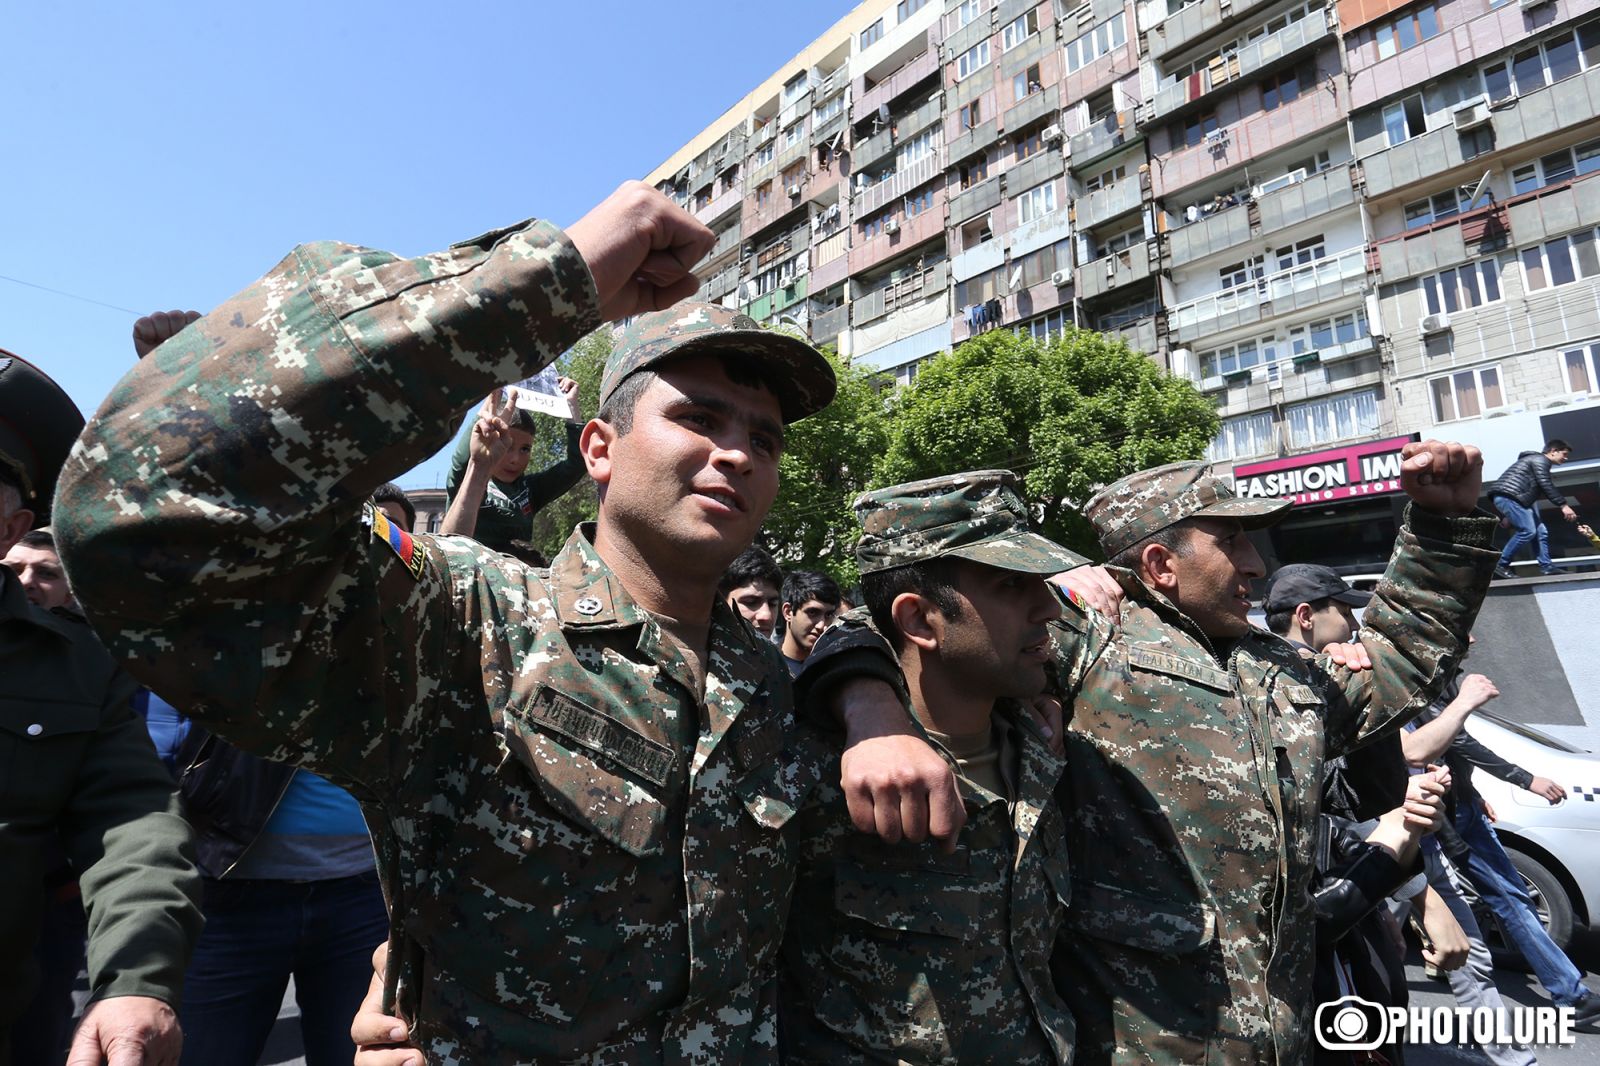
[505,366,568,418]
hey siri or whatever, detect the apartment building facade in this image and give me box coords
[647,0,1600,572]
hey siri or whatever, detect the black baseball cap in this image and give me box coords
[0,351,85,526]
[1263,563,1373,613]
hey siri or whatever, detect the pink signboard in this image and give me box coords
[1232,435,1419,506]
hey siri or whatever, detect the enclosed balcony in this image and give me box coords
[848,190,948,275]
[1068,110,1138,170]
[1152,82,1345,198]
[1076,240,1155,300]
[1167,164,1356,268]
[1075,171,1145,232]
[854,150,945,217]
[855,45,942,122]
[1141,12,1332,128]
[1147,0,1275,62]
[1166,245,1368,343]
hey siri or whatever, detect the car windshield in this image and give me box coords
[1478,710,1587,754]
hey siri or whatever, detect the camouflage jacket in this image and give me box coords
[54,221,822,1063]
[780,703,1077,1065]
[810,508,1496,1065]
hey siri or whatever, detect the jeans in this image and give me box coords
[1494,497,1554,572]
[1452,803,1589,1007]
[178,870,389,1066]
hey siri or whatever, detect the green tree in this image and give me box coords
[762,347,892,588]
[878,328,1219,559]
[523,329,609,559]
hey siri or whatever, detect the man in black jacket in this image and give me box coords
[1488,440,1578,577]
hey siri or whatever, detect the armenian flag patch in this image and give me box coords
[367,503,427,581]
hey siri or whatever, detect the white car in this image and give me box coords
[1453,710,1600,965]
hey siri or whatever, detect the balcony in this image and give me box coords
[854,149,945,217]
[813,107,848,147]
[1076,171,1144,231]
[1348,0,1563,106]
[853,125,896,172]
[698,265,739,304]
[1152,82,1346,198]
[812,229,852,290]
[899,93,946,139]
[1068,110,1137,170]
[1107,314,1160,359]
[1008,148,1066,197]
[745,190,806,239]
[1000,23,1057,80]
[695,181,743,227]
[1003,85,1060,136]
[1148,0,1274,61]
[949,117,1000,164]
[849,192,948,274]
[1362,66,1600,200]
[705,223,743,267]
[855,46,942,121]
[811,303,849,345]
[1142,13,1332,128]
[950,175,1003,223]
[1167,164,1357,268]
[1166,245,1368,343]
[815,66,850,104]
[1076,241,1156,300]
[745,275,809,323]
[778,136,811,172]
[851,261,949,326]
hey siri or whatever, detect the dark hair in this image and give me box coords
[718,545,782,597]
[1109,521,1195,572]
[371,483,416,531]
[1546,439,1572,453]
[1265,595,1333,637]
[598,357,777,437]
[17,529,55,552]
[504,540,550,568]
[782,569,841,611]
[861,559,965,653]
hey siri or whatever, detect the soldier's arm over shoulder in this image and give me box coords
[1321,504,1498,756]
[795,607,909,728]
[1047,581,1113,698]
[54,221,600,790]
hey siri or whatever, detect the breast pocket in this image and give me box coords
[0,696,101,809]
[1068,877,1216,955]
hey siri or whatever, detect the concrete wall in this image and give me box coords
[1468,576,1600,753]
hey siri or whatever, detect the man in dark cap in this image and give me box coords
[0,352,202,1066]
[55,184,956,1063]
[811,444,1499,1064]
[1262,563,1372,653]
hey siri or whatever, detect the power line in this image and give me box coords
[0,273,142,316]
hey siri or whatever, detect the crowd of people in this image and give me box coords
[0,181,1593,1066]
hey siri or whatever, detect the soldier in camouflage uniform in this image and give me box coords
[55,183,958,1065]
[781,471,1088,1065]
[811,449,1498,1064]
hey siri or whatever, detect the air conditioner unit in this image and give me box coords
[1420,312,1452,335]
[1453,100,1491,132]
[1042,124,1064,143]
[1205,127,1229,145]
[1252,168,1306,197]
[884,219,901,234]
[854,173,870,190]
[787,183,803,197]
[1051,269,1071,286]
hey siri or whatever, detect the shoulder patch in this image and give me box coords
[365,502,427,580]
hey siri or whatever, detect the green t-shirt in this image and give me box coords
[444,418,585,553]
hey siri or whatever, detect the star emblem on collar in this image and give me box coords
[574,595,603,616]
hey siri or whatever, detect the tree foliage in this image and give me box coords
[523,329,608,559]
[877,328,1219,559]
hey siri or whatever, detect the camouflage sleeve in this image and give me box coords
[1319,505,1498,756]
[794,607,911,731]
[54,220,600,792]
[1046,587,1113,701]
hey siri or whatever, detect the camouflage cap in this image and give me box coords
[600,303,836,424]
[1085,460,1290,558]
[0,351,84,525]
[854,470,1088,576]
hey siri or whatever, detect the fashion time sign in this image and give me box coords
[1233,435,1418,505]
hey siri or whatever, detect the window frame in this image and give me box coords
[1428,365,1505,422]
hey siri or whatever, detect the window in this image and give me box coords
[783,72,809,103]
[1383,95,1426,146]
[956,265,1007,306]
[1097,221,1143,257]
[1288,308,1371,354]
[1171,111,1220,149]
[1201,335,1275,376]
[1065,14,1126,72]
[897,0,928,20]
[960,213,994,248]
[959,156,990,188]
[756,182,772,208]
[1003,11,1039,50]
[781,163,805,189]
[1208,413,1276,461]
[1219,256,1265,290]
[1460,125,1495,161]
[861,19,884,48]
[1521,230,1600,291]
[1483,62,1513,103]
[1085,164,1127,192]
[861,208,892,239]
[959,100,983,130]
[753,142,775,168]
[956,0,982,27]
[956,40,991,80]
[905,187,936,216]
[1275,236,1326,270]
[1016,180,1058,224]
[1561,343,1600,393]
[783,122,805,148]
[1261,63,1314,112]
[1374,3,1439,60]
[896,128,936,167]
[1429,366,1504,421]
[1421,257,1503,315]
[1014,239,1072,288]
[814,94,845,125]
[1289,390,1381,446]
[1014,128,1043,160]
[1404,188,1470,229]
[1013,64,1042,101]
[1510,138,1600,195]
[1020,308,1073,345]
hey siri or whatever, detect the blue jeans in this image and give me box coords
[178,870,389,1066]
[1453,804,1588,1007]
[1494,497,1554,571]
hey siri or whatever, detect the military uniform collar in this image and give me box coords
[1108,564,1235,661]
[549,524,651,630]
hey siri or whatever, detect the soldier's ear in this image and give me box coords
[891,592,942,652]
[579,418,615,487]
[1140,542,1181,591]
[0,505,34,556]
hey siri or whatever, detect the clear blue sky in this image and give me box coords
[3,0,857,490]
